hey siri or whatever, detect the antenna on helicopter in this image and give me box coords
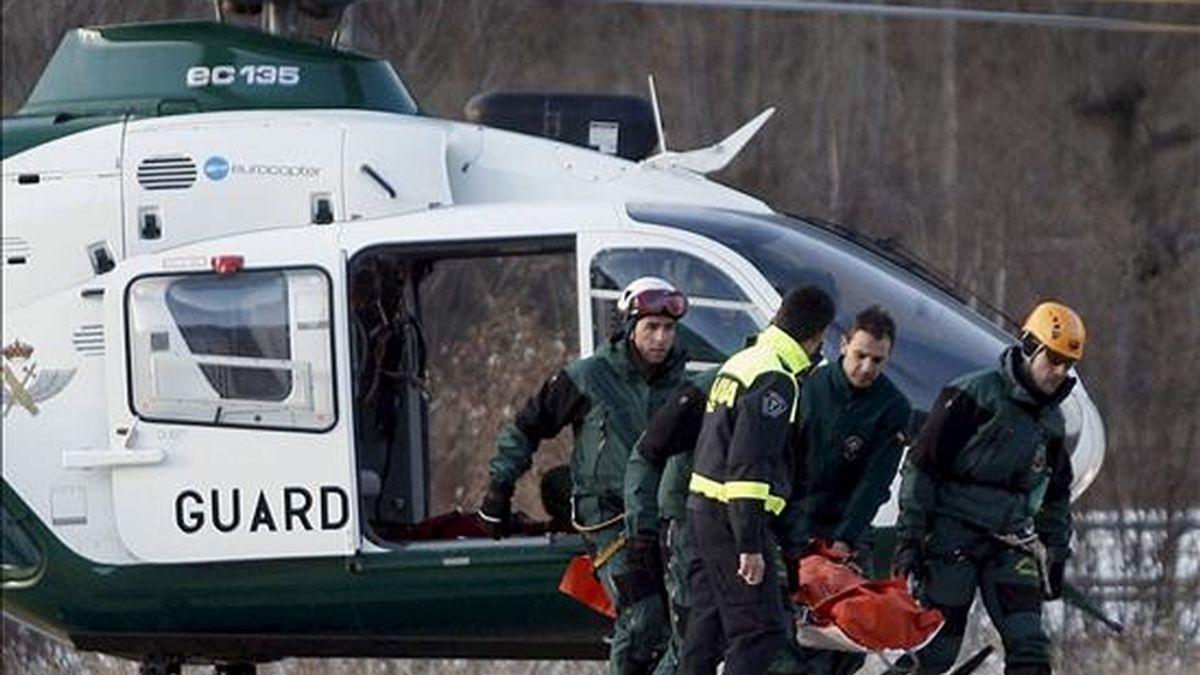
[642,73,775,175]
[212,0,356,45]
[641,104,776,175]
[647,74,668,154]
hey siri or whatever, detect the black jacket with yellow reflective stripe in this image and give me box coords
[687,325,812,555]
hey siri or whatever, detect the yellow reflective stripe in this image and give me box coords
[724,481,786,515]
[715,328,805,423]
[719,342,780,386]
[756,325,811,375]
[689,473,725,500]
[721,326,810,383]
[706,376,739,412]
[688,474,785,515]
[723,480,770,500]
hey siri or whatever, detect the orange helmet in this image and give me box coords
[1021,301,1086,361]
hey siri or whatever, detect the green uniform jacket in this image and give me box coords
[624,368,719,537]
[786,358,911,548]
[688,325,811,555]
[489,336,687,526]
[897,346,1074,562]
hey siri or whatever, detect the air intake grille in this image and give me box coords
[137,155,197,190]
[72,325,105,356]
[2,236,32,265]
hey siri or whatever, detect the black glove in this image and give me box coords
[615,534,667,607]
[892,539,926,604]
[626,533,665,579]
[477,481,513,539]
[1047,560,1066,600]
[892,539,924,579]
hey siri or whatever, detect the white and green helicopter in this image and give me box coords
[1,1,1106,673]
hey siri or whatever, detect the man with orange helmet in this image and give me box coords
[892,301,1086,675]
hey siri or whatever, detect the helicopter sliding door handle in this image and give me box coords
[360,164,396,199]
[62,448,166,469]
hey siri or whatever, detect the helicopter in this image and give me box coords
[1,1,1108,673]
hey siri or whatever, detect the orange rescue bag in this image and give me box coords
[559,554,616,619]
[793,554,943,652]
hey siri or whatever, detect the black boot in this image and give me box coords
[622,652,661,675]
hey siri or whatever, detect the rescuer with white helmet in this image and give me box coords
[480,276,689,675]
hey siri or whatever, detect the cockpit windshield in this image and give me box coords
[628,204,1012,409]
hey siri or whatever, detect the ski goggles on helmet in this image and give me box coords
[628,289,688,319]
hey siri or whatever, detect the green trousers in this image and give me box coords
[587,524,671,675]
[650,517,691,675]
[911,518,1051,674]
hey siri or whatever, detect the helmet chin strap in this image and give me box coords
[611,314,638,344]
[1018,342,1043,381]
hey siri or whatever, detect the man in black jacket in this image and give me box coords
[679,286,835,675]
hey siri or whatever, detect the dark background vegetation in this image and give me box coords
[2,0,1197,673]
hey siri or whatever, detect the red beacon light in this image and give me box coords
[210,255,245,276]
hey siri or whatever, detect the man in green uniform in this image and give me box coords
[624,366,719,675]
[784,305,912,675]
[892,301,1085,675]
[680,285,836,675]
[478,276,690,675]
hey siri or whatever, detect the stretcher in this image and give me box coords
[791,553,945,671]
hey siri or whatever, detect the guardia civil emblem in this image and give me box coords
[843,435,865,461]
[2,340,76,417]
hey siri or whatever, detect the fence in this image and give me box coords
[1050,509,1199,675]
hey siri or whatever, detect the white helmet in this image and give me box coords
[617,276,688,319]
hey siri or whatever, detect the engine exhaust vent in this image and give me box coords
[137,155,197,191]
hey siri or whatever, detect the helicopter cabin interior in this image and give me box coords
[345,238,764,545]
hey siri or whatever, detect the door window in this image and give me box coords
[590,248,762,365]
[165,272,292,401]
[127,268,335,430]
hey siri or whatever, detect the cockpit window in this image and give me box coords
[590,247,763,364]
[591,248,746,299]
[627,204,1009,408]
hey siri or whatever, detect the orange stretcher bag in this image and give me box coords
[559,554,616,619]
[792,554,944,652]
